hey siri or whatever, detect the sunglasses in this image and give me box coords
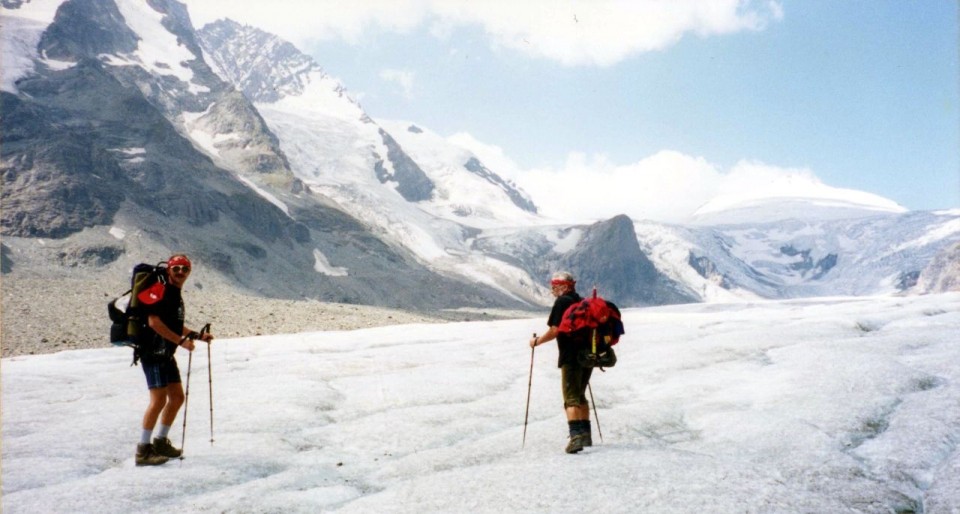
[171,265,191,274]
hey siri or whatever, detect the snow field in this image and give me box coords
[3,293,960,513]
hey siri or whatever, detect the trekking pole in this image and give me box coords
[200,323,213,446]
[523,333,536,449]
[587,383,603,444]
[179,337,194,462]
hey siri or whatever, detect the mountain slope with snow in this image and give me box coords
[2,2,956,310]
[639,208,960,299]
[194,17,958,306]
[197,20,539,231]
[690,168,907,225]
[196,19,567,304]
[376,120,539,228]
[0,0,532,310]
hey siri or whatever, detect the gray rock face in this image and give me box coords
[375,128,434,202]
[916,241,960,293]
[190,90,292,177]
[1,243,13,273]
[38,0,139,59]
[779,245,837,279]
[557,215,696,305]
[463,157,536,214]
[197,18,333,104]
[2,62,145,237]
[472,214,698,307]
[688,253,732,289]
[1,54,291,241]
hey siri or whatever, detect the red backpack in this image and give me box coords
[558,288,624,369]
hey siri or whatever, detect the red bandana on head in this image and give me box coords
[167,255,191,268]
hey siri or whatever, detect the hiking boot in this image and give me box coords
[582,432,593,447]
[136,443,169,466]
[565,434,585,454]
[152,437,182,458]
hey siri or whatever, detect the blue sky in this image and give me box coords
[189,1,959,220]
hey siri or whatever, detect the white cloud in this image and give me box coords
[430,0,783,66]
[516,150,721,223]
[697,160,906,216]
[513,153,908,224]
[185,0,783,67]
[449,134,878,224]
[450,134,719,223]
[379,68,415,99]
[186,0,429,44]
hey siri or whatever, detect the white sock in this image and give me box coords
[140,429,153,445]
[157,424,172,440]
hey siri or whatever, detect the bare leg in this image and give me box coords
[142,387,168,430]
[577,403,590,421]
[159,382,185,427]
[564,404,589,420]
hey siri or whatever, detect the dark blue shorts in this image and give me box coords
[141,358,182,390]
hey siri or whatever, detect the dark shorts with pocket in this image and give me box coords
[141,357,182,390]
[561,364,593,408]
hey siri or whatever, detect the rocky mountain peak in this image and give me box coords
[560,214,695,305]
[38,0,139,60]
[197,18,355,108]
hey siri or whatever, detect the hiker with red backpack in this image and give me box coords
[529,271,593,454]
[133,254,214,466]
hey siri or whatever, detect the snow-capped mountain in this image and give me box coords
[667,176,956,298]
[195,19,705,306]
[375,120,538,227]
[196,19,647,305]
[689,170,907,225]
[188,16,960,307]
[1,1,684,310]
[2,0,957,312]
[640,208,960,299]
[196,20,538,228]
[0,0,537,310]
[197,19,436,203]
